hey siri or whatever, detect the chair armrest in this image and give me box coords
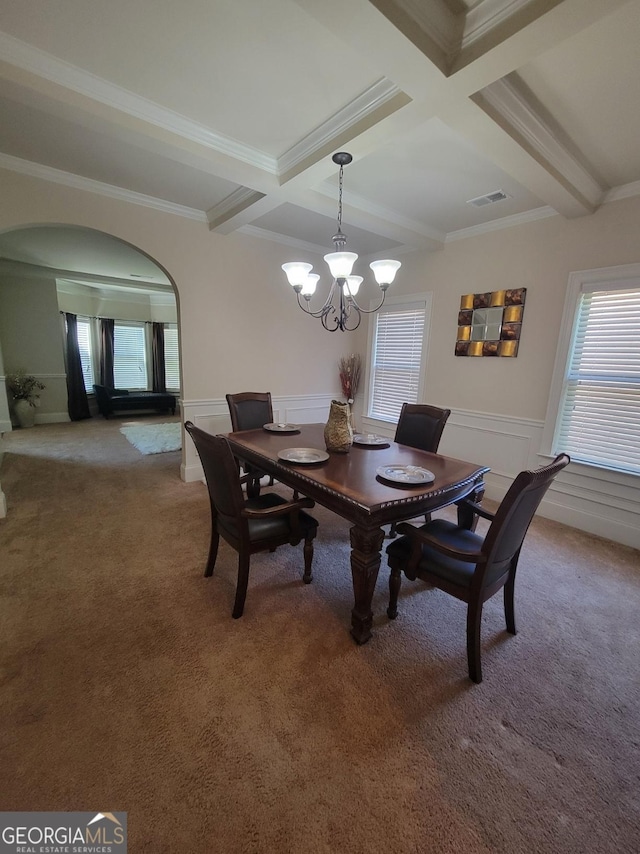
[395,522,486,563]
[242,497,315,519]
[457,498,495,522]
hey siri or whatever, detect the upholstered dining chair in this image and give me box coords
[394,402,451,453]
[185,421,319,619]
[385,453,570,683]
[226,391,274,497]
[226,391,273,432]
[388,403,452,537]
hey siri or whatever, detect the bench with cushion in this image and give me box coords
[93,384,176,419]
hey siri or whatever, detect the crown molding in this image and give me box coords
[476,76,604,210]
[461,0,534,51]
[604,180,640,204]
[278,79,410,179]
[206,187,265,229]
[367,0,543,65]
[0,152,209,222]
[0,32,276,174]
[370,0,458,57]
[445,204,557,241]
[239,225,327,256]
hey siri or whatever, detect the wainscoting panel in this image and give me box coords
[361,407,640,551]
[181,393,335,484]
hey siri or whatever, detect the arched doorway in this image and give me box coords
[0,224,181,515]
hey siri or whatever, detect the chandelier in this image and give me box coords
[282,152,401,331]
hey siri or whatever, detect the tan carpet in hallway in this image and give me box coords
[0,417,639,853]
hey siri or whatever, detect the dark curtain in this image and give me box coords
[151,322,166,393]
[64,312,91,421]
[99,318,115,387]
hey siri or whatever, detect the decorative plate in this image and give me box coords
[277,448,330,464]
[353,433,390,447]
[263,423,300,433]
[376,464,435,485]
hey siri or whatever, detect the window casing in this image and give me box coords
[366,294,430,423]
[544,264,640,476]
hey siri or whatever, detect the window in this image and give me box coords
[367,295,429,422]
[114,323,147,389]
[547,266,640,476]
[76,317,94,392]
[164,324,180,390]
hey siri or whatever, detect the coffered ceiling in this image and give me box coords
[0,0,638,279]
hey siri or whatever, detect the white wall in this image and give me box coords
[0,273,68,423]
[0,167,638,548]
[356,195,640,549]
[0,335,9,516]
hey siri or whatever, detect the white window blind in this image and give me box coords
[76,317,94,392]
[114,323,147,389]
[555,286,640,474]
[164,324,180,390]
[369,302,426,422]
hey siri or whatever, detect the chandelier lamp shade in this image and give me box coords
[282,152,401,331]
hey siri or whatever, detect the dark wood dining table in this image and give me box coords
[225,423,489,644]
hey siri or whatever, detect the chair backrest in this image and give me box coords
[184,421,245,523]
[226,392,273,432]
[478,453,570,586]
[394,403,451,453]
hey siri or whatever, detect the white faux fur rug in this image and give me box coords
[120,422,181,455]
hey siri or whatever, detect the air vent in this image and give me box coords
[467,190,511,207]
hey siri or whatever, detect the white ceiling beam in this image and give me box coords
[440,95,596,217]
[0,40,281,194]
[472,74,604,213]
[448,0,633,89]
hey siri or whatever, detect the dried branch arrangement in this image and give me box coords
[338,353,362,403]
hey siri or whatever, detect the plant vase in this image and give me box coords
[13,399,36,428]
[324,399,353,453]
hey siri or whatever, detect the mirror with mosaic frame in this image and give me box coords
[455,288,526,356]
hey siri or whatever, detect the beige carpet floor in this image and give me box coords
[0,417,639,853]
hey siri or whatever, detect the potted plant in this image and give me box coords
[6,369,45,428]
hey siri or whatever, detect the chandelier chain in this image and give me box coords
[337,165,344,233]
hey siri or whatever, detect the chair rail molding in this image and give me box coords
[180,392,336,484]
[362,406,639,550]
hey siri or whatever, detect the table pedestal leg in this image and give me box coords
[457,479,485,530]
[349,525,385,644]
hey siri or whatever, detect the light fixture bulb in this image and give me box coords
[301,273,319,297]
[342,276,363,297]
[369,259,401,286]
[282,262,313,289]
[324,251,358,279]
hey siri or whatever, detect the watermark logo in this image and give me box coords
[0,811,127,853]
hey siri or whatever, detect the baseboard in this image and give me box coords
[35,412,71,424]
